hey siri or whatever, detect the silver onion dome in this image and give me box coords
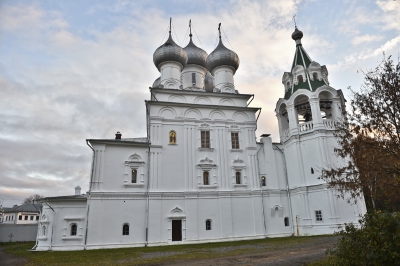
[291,27,303,41]
[153,33,188,71]
[206,38,240,74]
[204,72,214,92]
[183,37,208,68]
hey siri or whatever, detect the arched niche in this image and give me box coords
[168,95,186,103]
[233,111,248,122]
[210,110,226,120]
[293,94,311,124]
[194,96,211,105]
[159,107,177,118]
[219,98,235,106]
[184,108,202,119]
[278,103,289,132]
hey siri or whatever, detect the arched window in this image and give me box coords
[205,220,212,230]
[311,167,314,174]
[132,169,137,183]
[284,217,289,226]
[42,225,46,236]
[169,131,177,144]
[235,172,241,184]
[70,223,77,236]
[122,224,129,235]
[313,72,318,80]
[261,176,266,187]
[297,75,303,83]
[192,73,196,85]
[203,171,209,185]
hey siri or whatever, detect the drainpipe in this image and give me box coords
[256,144,267,237]
[274,144,295,236]
[144,100,151,246]
[84,140,95,249]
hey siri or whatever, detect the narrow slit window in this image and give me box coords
[205,220,212,230]
[70,224,77,236]
[192,73,196,85]
[169,131,177,144]
[235,172,241,184]
[132,169,137,183]
[201,131,210,148]
[311,167,314,174]
[203,171,209,185]
[231,132,240,149]
[122,224,129,235]
[261,176,266,187]
[313,72,318,80]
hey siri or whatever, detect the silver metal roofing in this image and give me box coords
[153,33,188,71]
[183,37,208,68]
[152,77,161,88]
[291,27,303,40]
[206,38,240,74]
[3,203,42,213]
[204,72,214,92]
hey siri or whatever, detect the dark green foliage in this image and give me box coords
[328,212,400,266]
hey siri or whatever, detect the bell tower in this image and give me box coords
[275,26,366,236]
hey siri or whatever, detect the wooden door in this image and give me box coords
[172,220,182,241]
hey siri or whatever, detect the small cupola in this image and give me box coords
[205,23,239,93]
[152,18,188,90]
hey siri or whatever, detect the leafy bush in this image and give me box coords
[328,212,400,266]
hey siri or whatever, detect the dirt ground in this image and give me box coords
[0,247,28,266]
[163,236,336,266]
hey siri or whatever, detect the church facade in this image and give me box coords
[35,24,366,251]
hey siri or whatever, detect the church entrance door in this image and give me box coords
[172,220,182,241]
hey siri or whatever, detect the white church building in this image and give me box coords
[35,23,366,251]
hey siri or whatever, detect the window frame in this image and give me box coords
[235,172,241,184]
[70,223,77,236]
[122,223,129,236]
[315,210,323,222]
[203,171,210,185]
[261,176,266,187]
[284,217,290,226]
[200,130,210,149]
[231,132,240,149]
[131,169,138,183]
[205,219,212,231]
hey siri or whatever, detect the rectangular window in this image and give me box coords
[192,73,196,84]
[235,172,241,184]
[231,132,239,149]
[36,216,39,220]
[131,169,137,183]
[24,215,28,220]
[201,131,210,148]
[19,215,22,220]
[203,171,209,185]
[30,216,34,220]
[315,210,323,221]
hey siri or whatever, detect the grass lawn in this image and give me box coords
[0,235,336,266]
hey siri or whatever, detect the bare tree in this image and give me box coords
[321,56,400,211]
[22,194,44,204]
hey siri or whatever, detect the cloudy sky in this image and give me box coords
[1,0,399,206]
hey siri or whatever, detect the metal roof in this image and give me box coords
[183,37,208,68]
[153,33,188,71]
[206,38,240,74]
[3,203,42,213]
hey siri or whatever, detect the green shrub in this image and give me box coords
[328,212,400,266]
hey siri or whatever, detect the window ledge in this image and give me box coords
[40,220,50,224]
[197,185,218,189]
[198,148,214,151]
[168,143,178,145]
[37,237,47,241]
[62,236,82,240]
[230,149,243,152]
[233,184,247,187]
[124,183,145,188]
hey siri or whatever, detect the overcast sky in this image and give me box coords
[1,0,399,207]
